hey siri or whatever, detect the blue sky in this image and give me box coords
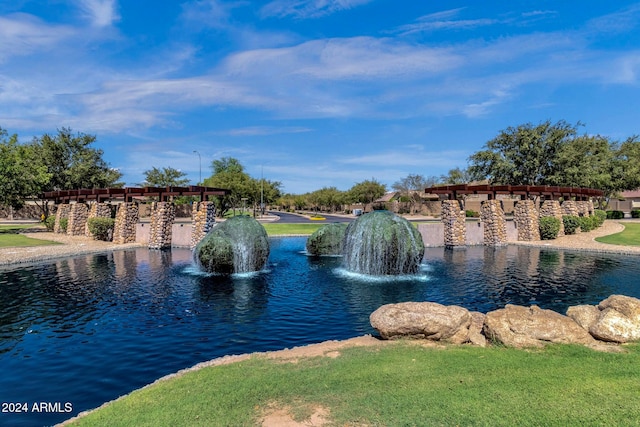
[1,1,639,194]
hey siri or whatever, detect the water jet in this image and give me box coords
[342,211,425,276]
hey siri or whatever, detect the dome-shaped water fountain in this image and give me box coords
[194,216,269,274]
[306,222,349,256]
[342,211,425,275]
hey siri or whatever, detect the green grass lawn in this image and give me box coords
[0,223,42,232]
[595,222,640,246]
[0,233,60,248]
[67,342,640,426]
[0,223,58,248]
[262,222,326,236]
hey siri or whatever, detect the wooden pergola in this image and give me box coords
[41,185,230,204]
[424,184,604,200]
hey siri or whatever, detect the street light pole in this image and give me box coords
[260,165,264,217]
[193,150,201,185]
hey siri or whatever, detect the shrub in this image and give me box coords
[465,210,480,218]
[539,216,561,240]
[593,209,607,227]
[59,218,68,232]
[87,217,115,241]
[579,216,596,232]
[562,215,580,235]
[632,210,640,219]
[606,210,625,219]
[44,216,56,231]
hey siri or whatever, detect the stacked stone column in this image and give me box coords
[148,202,175,250]
[190,201,216,249]
[442,200,466,247]
[539,200,565,237]
[113,203,139,244]
[85,202,112,237]
[561,200,579,217]
[67,203,89,236]
[54,204,71,233]
[514,200,540,241]
[480,200,507,245]
[576,201,591,217]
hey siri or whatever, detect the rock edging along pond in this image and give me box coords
[370,294,640,351]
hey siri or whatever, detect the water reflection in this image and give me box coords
[424,246,624,313]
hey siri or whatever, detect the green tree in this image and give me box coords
[212,157,245,175]
[141,166,190,187]
[614,136,640,192]
[440,167,473,185]
[547,134,615,191]
[256,178,282,214]
[307,187,346,213]
[468,120,578,185]
[0,128,51,210]
[348,179,387,205]
[204,157,266,217]
[34,127,122,191]
[392,174,433,213]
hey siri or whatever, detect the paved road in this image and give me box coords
[269,211,355,223]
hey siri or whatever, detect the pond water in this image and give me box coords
[1,237,640,426]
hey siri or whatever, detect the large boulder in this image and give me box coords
[306,223,348,256]
[566,304,600,331]
[370,302,472,344]
[484,304,597,348]
[468,311,487,347]
[194,216,269,274]
[587,295,640,343]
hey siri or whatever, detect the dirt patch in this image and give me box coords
[263,335,384,363]
[260,404,330,427]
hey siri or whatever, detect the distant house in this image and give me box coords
[608,190,640,214]
[374,191,440,203]
[369,191,440,215]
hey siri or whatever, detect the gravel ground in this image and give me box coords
[510,220,640,255]
[1,220,638,267]
[0,232,144,266]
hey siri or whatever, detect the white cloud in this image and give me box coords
[223,37,462,81]
[0,13,75,62]
[397,18,498,35]
[78,0,120,27]
[338,148,468,168]
[180,0,236,30]
[607,53,640,84]
[260,0,372,19]
[224,126,312,136]
[586,3,640,35]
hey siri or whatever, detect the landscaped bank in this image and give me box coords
[61,338,640,426]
